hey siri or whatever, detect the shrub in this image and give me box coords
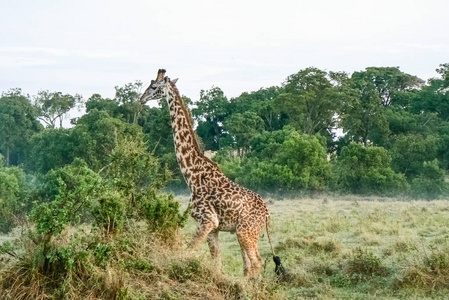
[91,190,126,234]
[31,159,101,237]
[169,258,207,282]
[336,142,409,196]
[410,159,448,199]
[141,193,189,236]
[345,247,388,280]
[391,134,440,179]
[218,127,332,194]
[0,154,34,233]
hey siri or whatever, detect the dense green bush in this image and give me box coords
[336,142,409,196]
[31,158,101,237]
[142,193,189,235]
[0,154,34,233]
[410,160,448,199]
[391,134,440,179]
[91,190,126,233]
[217,126,331,195]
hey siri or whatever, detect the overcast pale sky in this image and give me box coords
[1,0,448,103]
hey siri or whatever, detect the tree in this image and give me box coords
[229,86,285,131]
[276,68,339,136]
[351,67,424,107]
[410,159,448,199]
[390,134,440,179]
[224,111,265,155]
[370,108,440,148]
[71,109,143,171]
[336,143,408,196]
[85,93,120,117]
[0,154,34,233]
[409,64,449,122]
[340,73,389,146]
[85,82,149,125]
[26,128,75,174]
[0,89,42,166]
[192,87,230,151]
[34,90,82,128]
[218,126,331,194]
[114,81,145,124]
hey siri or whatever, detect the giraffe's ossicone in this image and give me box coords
[141,69,274,277]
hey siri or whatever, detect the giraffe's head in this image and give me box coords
[140,69,178,104]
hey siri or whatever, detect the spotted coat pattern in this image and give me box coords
[141,70,270,276]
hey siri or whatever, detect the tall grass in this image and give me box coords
[2,196,449,299]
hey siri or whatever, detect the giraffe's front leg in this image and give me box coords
[188,219,218,249]
[207,229,222,270]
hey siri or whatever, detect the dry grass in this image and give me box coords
[2,196,449,299]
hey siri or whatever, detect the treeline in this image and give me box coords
[1,65,449,220]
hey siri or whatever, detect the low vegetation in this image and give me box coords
[2,196,449,299]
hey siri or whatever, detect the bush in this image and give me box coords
[31,159,101,237]
[391,134,440,179]
[345,247,388,280]
[218,127,332,194]
[91,190,126,234]
[336,142,409,196]
[0,155,35,233]
[410,159,448,199]
[142,193,189,236]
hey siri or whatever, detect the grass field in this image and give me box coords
[1,196,449,299]
[178,195,449,299]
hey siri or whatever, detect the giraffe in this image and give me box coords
[140,69,275,277]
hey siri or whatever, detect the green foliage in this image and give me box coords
[31,159,101,236]
[277,68,333,133]
[142,193,189,235]
[345,247,388,280]
[410,160,448,199]
[223,111,265,154]
[340,74,389,146]
[229,86,285,131]
[192,86,229,150]
[0,88,42,166]
[218,127,331,194]
[391,134,440,179]
[0,154,34,233]
[26,128,75,173]
[336,142,409,196]
[91,190,126,233]
[352,67,424,107]
[33,90,82,128]
[72,109,143,171]
[102,135,163,198]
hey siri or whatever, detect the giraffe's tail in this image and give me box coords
[265,216,285,278]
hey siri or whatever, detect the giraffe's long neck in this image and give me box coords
[166,83,211,190]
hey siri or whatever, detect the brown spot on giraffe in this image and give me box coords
[140,69,273,277]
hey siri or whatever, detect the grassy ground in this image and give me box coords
[1,196,449,299]
[179,195,449,299]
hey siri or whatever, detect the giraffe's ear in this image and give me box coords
[172,78,179,84]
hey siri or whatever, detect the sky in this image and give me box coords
[1,0,448,107]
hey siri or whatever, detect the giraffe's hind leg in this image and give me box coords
[237,231,263,277]
[207,229,222,269]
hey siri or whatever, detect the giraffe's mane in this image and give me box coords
[169,82,221,171]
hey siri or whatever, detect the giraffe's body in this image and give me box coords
[141,70,270,276]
